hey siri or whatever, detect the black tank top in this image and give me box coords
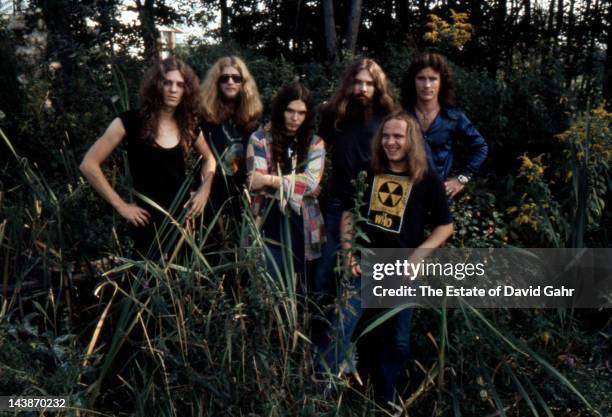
[119,110,187,215]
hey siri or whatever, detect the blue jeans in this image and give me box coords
[311,199,343,302]
[265,240,305,286]
[310,199,343,354]
[263,209,306,291]
[317,276,414,404]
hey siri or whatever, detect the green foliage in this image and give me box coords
[555,104,612,242]
[1,3,610,415]
[449,184,509,247]
[507,154,568,247]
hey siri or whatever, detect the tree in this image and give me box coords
[220,0,229,42]
[134,0,159,63]
[345,0,363,57]
[602,0,611,106]
[322,0,338,63]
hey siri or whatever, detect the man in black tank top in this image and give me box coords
[80,57,216,258]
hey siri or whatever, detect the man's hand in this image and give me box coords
[117,203,150,226]
[249,172,281,190]
[344,252,361,277]
[185,190,207,218]
[248,171,268,190]
[308,185,322,198]
[444,177,465,199]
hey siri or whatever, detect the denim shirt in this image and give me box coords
[414,107,488,180]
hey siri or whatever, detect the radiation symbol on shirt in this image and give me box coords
[377,181,404,207]
[367,174,413,233]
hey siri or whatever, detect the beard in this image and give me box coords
[345,95,374,125]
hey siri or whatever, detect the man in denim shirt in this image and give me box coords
[401,52,488,199]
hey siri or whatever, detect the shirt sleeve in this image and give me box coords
[246,130,269,176]
[245,130,270,217]
[426,173,453,227]
[456,112,488,178]
[282,135,325,214]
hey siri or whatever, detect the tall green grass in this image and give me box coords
[0,128,609,416]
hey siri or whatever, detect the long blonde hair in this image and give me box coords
[200,56,262,131]
[371,112,428,182]
[320,58,398,127]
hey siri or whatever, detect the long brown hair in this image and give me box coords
[320,58,398,127]
[400,51,455,110]
[139,57,201,153]
[200,56,262,131]
[371,112,428,182]
[270,82,315,173]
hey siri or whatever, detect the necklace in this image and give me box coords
[415,106,440,126]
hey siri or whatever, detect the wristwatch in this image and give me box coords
[457,174,470,185]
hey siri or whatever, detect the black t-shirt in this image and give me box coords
[341,169,452,248]
[119,110,187,216]
[318,111,385,201]
[200,119,252,212]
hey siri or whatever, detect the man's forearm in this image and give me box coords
[266,174,282,189]
[80,162,127,211]
[340,210,354,252]
[197,158,216,200]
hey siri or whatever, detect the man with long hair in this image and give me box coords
[199,56,262,232]
[400,52,487,199]
[320,112,453,406]
[80,57,216,257]
[313,58,399,343]
[246,81,325,282]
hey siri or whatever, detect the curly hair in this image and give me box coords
[320,58,398,127]
[269,82,315,174]
[139,57,201,153]
[200,56,263,131]
[400,51,455,110]
[371,112,428,182]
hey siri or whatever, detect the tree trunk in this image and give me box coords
[489,0,506,75]
[418,0,429,40]
[396,0,411,42]
[322,0,338,63]
[584,0,600,80]
[293,0,302,59]
[603,0,612,108]
[546,0,555,37]
[564,0,575,85]
[136,0,159,64]
[220,0,229,42]
[345,0,363,57]
[554,0,564,46]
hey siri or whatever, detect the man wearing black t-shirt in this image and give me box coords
[320,112,453,406]
[199,56,262,238]
[313,58,399,320]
